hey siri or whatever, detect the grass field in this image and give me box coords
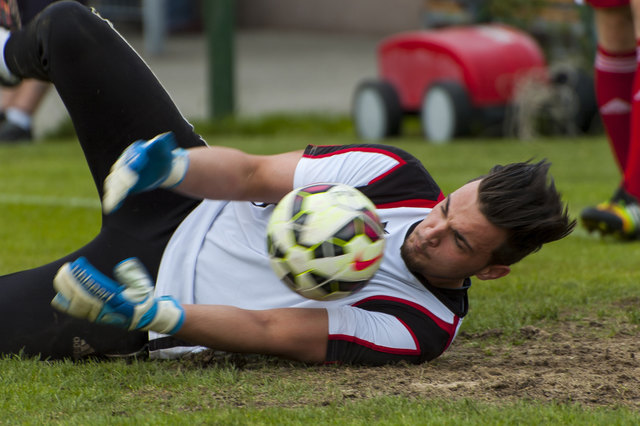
[0,119,638,424]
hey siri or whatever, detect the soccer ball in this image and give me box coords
[267,183,386,300]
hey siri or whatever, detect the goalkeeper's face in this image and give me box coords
[400,180,510,288]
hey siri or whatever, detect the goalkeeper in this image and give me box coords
[0,2,575,364]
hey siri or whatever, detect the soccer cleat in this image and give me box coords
[581,187,640,240]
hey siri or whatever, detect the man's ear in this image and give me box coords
[475,264,511,281]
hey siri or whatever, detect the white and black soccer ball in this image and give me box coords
[267,183,386,301]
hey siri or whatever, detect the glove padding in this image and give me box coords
[52,257,185,335]
[102,132,190,214]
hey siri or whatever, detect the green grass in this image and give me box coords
[1,121,638,422]
[1,357,638,424]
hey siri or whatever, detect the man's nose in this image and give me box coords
[424,223,445,247]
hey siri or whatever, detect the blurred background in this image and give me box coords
[21,0,597,141]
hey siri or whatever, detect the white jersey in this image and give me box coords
[151,144,470,364]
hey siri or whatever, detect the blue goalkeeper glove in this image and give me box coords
[51,257,185,335]
[102,132,190,214]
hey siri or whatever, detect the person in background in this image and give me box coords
[578,0,640,240]
[0,0,84,142]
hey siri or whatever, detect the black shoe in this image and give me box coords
[0,120,31,143]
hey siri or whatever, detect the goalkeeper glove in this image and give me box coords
[51,257,185,335]
[102,132,190,214]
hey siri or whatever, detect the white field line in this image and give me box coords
[0,193,101,209]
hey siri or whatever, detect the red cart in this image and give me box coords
[353,24,594,142]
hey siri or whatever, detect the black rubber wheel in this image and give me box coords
[421,81,472,143]
[551,67,598,134]
[352,79,402,141]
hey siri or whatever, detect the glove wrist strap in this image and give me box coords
[138,297,185,335]
[160,149,189,188]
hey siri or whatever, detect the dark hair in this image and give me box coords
[476,159,576,266]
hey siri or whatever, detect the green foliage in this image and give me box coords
[478,0,547,29]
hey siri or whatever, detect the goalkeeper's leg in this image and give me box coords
[0,230,168,359]
[2,1,205,239]
[0,3,207,357]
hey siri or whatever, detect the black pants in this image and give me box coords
[0,2,204,359]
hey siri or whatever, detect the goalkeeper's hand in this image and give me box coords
[102,132,190,214]
[51,257,185,335]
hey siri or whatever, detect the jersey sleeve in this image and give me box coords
[295,144,444,208]
[325,296,462,365]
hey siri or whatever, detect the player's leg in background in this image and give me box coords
[592,6,635,172]
[0,1,205,357]
[580,3,640,239]
[617,0,640,222]
[0,79,48,142]
[0,1,89,143]
[3,2,206,194]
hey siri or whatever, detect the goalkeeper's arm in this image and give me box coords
[177,304,328,363]
[52,257,328,363]
[102,131,303,213]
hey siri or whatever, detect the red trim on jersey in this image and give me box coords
[303,145,444,209]
[303,145,406,163]
[328,332,420,355]
[302,145,406,184]
[396,316,420,351]
[327,295,460,356]
[354,295,460,349]
[376,196,444,209]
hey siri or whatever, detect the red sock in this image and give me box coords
[594,46,636,172]
[623,44,640,200]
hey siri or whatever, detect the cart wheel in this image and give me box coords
[551,68,597,134]
[352,80,402,141]
[421,81,471,143]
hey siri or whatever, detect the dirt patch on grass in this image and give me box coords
[413,322,639,408]
[190,317,640,409]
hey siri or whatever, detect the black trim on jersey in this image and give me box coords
[326,299,453,365]
[404,221,471,317]
[420,279,470,318]
[303,144,443,207]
